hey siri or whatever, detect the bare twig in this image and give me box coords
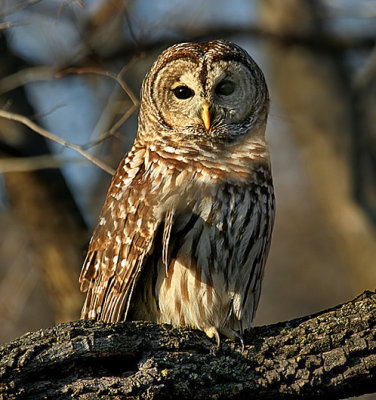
[57,0,84,19]
[107,103,137,136]
[0,67,56,95]
[0,20,28,30]
[84,103,137,150]
[0,154,83,173]
[0,65,139,109]
[56,66,139,151]
[0,0,43,18]
[0,64,139,166]
[56,67,139,106]
[0,110,115,175]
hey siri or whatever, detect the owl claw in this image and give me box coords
[204,326,221,348]
[234,331,245,353]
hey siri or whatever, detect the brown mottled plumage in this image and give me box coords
[79,40,275,343]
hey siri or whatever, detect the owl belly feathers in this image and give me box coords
[131,160,274,340]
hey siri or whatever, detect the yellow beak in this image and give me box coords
[201,104,211,130]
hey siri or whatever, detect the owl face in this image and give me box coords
[139,40,269,144]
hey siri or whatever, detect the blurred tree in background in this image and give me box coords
[0,1,375,378]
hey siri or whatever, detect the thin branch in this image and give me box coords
[0,0,43,18]
[108,103,137,136]
[0,20,28,30]
[0,66,56,95]
[55,66,139,152]
[0,65,139,113]
[83,103,137,150]
[0,64,139,153]
[56,67,139,107]
[0,110,115,175]
[0,154,83,173]
[57,0,84,19]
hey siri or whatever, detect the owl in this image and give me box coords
[79,40,275,345]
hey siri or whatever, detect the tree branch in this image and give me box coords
[1,291,375,399]
[0,154,83,173]
[0,109,115,175]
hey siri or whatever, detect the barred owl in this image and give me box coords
[79,40,275,344]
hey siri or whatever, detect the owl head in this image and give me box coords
[138,40,269,146]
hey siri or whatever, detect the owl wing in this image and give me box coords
[79,144,170,323]
[231,174,275,329]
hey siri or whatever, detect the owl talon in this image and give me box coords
[204,327,221,349]
[210,343,222,356]
[234,331,245,353]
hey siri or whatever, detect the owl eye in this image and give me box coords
[173,86,195,99]
[215,80,235,96]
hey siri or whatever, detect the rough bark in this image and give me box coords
[0,291,375,399]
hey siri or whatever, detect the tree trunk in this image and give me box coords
[1,291,375,399]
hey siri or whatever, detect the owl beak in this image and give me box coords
[201,103,211,130]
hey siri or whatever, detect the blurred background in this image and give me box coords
[0,0,375,371]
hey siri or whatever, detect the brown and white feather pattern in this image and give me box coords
[79,143,160,322]
[80,40,275,340]
[129,140,274,337]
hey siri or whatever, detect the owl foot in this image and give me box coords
[233,331,245,353]
[204,326,221,354]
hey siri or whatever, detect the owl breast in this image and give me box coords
[130,162,274,338]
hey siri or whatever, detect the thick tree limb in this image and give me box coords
[0,291,375,399]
